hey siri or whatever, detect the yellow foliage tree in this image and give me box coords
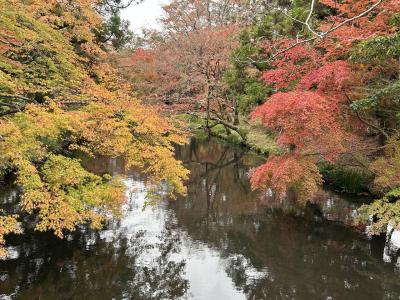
[0,0,189,258]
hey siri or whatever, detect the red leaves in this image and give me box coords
[122,24,239,111]
[261,41,321,89]
[299,60,353,99]
[130,48,154,64]
[251,91,346,161]
[249,154,322,200]
[260,69,288,89]
[249,154,302,194]
[318,0,400,58]
[248,0,400,198]
[252,71,349,197]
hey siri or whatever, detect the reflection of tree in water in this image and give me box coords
[174,138,260,231]
[0,227,189,299]
[129,228,189,299]
[0,156,189,299]
[222,212,400,299]
[171,138,400,300]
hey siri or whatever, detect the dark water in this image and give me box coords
[1,138,400,299]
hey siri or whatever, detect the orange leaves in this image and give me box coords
[68,98,190,197]
[130,48,155,64]
[126,142,189,198]
[122,1,240,111]
[0,0,191,249]
[16,154,125,239]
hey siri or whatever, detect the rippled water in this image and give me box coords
[1,138,400,299]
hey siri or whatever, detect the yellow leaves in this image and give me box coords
[126,142,189,198]
[294,160,323,204]
[0,0,190,250]
[69,98,190,197]
[0,103,69,167]
[357,187,400,235]
[0,103,128,238]
[0,0,102,104]
[0,213,21,259]
[0,121,44,169]
[71,103,133,157]
[369,136,400,191]
[17,154,125,238]
[42,154,94,188]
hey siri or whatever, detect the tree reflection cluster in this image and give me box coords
[0,196,189,299]
[170,138,400,299]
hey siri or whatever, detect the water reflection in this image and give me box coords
[0,180,189,299]
[170,139,400,299]
[1,137,400,299]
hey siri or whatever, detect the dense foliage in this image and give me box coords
[125,0,400,235]
[119,0,269,138]
[0,0,188,258]
[5,0,400,256]
[247,0,400,233]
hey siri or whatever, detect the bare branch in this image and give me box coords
[241,0,384,64]
[0,93,32,103]
[321,0,383,38]
[304,0,323,38]
[0,37,19,47]
[0,108,21,117]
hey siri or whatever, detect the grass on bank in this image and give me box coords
[319,162,374,195]
[175,113,279,155]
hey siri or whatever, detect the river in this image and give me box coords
[1,137,400,299]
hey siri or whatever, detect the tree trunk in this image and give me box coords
[206,83,212,136]
[233,97,239,126]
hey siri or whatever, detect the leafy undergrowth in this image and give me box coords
[240,121,280,155]
[319,163,374,195]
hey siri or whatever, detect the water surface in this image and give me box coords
[1,138,400,299]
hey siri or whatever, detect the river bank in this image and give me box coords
[176,113,374,197]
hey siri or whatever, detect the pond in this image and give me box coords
[1,137,400,299]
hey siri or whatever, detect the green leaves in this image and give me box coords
[351,32,400,62]
[237,81,268,114]
[350,81,400,114]
[357,188,400,235]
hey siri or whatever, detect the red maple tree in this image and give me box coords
[250,0,399,199]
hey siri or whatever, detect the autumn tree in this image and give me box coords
[249,0,400,232]
[120,0,270,139]
[0,0,188,258]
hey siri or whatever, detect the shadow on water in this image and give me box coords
[1,137,400,299]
